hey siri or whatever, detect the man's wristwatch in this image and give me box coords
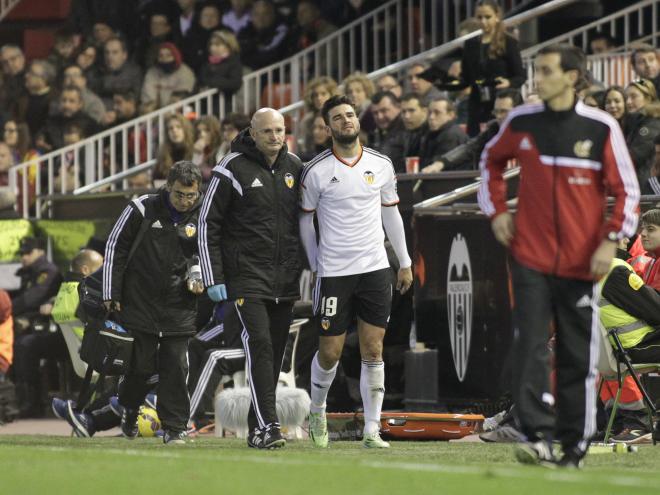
[606,231,618,242]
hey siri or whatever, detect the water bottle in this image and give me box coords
[188,259,202,292]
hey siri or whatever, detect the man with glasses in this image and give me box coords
[103,161,205,445]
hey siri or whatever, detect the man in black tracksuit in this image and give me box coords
[102,161,204,444]
[198,108,303,449]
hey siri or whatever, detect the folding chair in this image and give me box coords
[597,321,660,443]
[278,318,309,388]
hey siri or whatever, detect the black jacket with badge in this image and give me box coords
[198,129,303,301]
[103,190,202,336]
[12,255,62,318]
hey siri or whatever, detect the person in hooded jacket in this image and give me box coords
[198,108,303,450]
[141,43,196,113]
[197,30,243,107]
[102,161,205,445]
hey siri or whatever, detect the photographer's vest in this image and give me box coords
[598,258,655,349]
[52,281,84,339]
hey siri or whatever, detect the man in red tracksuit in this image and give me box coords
[478,44,640,468]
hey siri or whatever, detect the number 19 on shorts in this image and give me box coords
[320,296,338,317]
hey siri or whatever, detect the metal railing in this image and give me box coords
[587,51,636,89]
[0,0,21,22]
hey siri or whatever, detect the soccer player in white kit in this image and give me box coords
[300,95,413,448]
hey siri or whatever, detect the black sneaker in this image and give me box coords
[262,423,286,450]
[247,428,264,449]
[556,452,584,469]
[514,440,556,468]
[121,408,139,439]
[163,430,187,445]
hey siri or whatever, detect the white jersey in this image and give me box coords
[300,146,400,277]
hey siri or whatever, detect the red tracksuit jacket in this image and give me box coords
[478,100,640,280]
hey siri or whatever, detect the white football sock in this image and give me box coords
[361,360,385,435]
[310,352,337,414]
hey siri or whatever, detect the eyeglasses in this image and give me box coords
[171,190,199,201]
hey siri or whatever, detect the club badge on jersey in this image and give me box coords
[363,171,375,184]
[285,173,295,189]
[185,223,196,237]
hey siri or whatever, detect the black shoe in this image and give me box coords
[163,430,187,445]
[120,408,139,439]
[247,428,264,449]
[514,440,556,468]
[262,423,286,450]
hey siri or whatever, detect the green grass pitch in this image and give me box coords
[2,436,659,495]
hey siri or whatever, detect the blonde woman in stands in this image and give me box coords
[198,30,243,104]
[342,71,376,137]
[192,115,223,184]
[624,78,660,186]
[299,76,337,154]
[154,113,194,182]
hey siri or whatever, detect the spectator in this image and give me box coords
[582,87,605,108]
[175,0,198,38]
[603,86,627,128]
[419,96,468,170]
[423,88,522,172]
[41,86,99,151]
[461,0,524,136]
[136,11,180,69]
[0,290,12,380]
[3,120,38,212]
[70,0,138,44]
[239,0,290,70]
[141,43,196,113]
[58,64,106,124]
[630,44,659,95]
[0,142,13,186]
[299,112,331,161]
[624,79,660,186]
[54,123,86,193]
[109,90,147,165]
[48,27,80,77]
[299,76,338,153]
[223,0,253,36]
[589,33,616,55]
[197,30,243,104]
[375,74,402,99]
[155,113,194,180]
[127,171,153,190]
[184,2,224,73]
[406,62,445,107]
[343,72,376,136]
[400,93,428,160]
[192,115,223,182]
[217,112,251,159]
[369,90,406,173]
[91,19,117,49]
[98,37,143,109]
[75,42,102,93]
[0,45,26,110]
[642,134,660,195]
[15,60,56,139]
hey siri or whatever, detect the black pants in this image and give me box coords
[511,260,599,454]
[628,329,660,363]
[13,330,68,387]
[118,331,189,433]
[227,298,293,431]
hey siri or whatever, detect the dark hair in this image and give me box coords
[429,96,456,113]
[631,43,658,68]
[590,32,616,48]
[113,89,138,102]
[321,95,356,125]
[64,122,85,137]
[371,90,400,107]
[167,160,202,188]
[222,112,251,132]
[476,0,506,58]
[61,85,83,100]
[400,93,426,107]
[54,27,77,43]
[642,209,660,227]
[495,88,523,106]
[537,44,586,86]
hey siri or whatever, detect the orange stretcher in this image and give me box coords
[326,412,484,441]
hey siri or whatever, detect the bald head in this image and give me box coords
[71,249,104,276]
[249,108,286,164]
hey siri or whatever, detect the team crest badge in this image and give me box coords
[236,298,244,306]
[321,317,330,331]
[363,171,375,184]
[184,223,196,237]
[573,140,593,158]
[447,234,473,382]
[284,172,295,189]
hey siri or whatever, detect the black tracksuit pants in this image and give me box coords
[118,331,189,433]
[511,260,599,455]
[226,298,293,432]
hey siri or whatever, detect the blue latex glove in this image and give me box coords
[207,284,228,302]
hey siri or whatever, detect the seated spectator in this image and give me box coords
[0,44,26,110]
[603,85,627,129]
[57,64,106,124]
[75,42,102,94]
[641,209,660,291]
[299,76,338,154]
[141,43,196,113]
[0,142,13,186]
[54,123,86,193]
[400,93,428,162]
[41,86,99,151]
[184,2,224,73]
[109,90,147,166]
[154,113,194,180]
[423,88,521,172]
[582,87,605,108]
[376,73,402,98]
[631,44,659,96]
[98,37,143,109]
[419,96,468,170]
[4,120,37,212]
[0,290,12,380]
[407,62,445,107]
[198,30,242,103]
[589,32,616,55]
[369,90,406,172]
[624,79,660,185]
[343,72,376,137]
[14,60,56,139]
[223,0,253,36]
[48,27,80,77]
[127,171,154,190]
[0,187,19,219]
[299,112,331,161]
[192,115,223,182]
[91,19,117,49]
[175,0,198,38]
[239,0,290,70]
[217,112,251,160]
[642,134,660,195]
[135,10,181,69]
